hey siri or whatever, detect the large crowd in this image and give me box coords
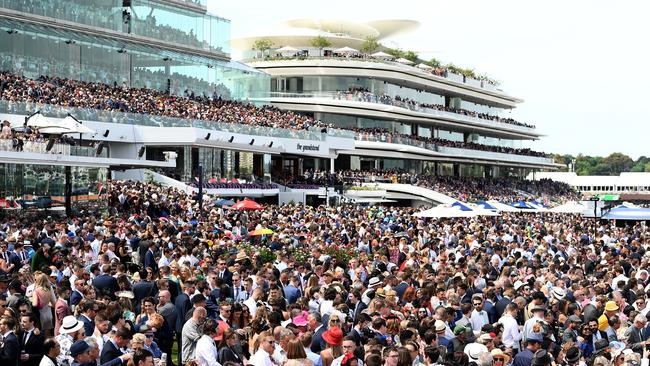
[0,179,646,366]
[353,128,548,158]
[287,170,580,205]
[0,70,551,159]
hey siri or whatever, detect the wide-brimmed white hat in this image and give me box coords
[60,315,84,334]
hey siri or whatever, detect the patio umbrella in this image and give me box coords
[215,198,235,206]
[413,204,476,218]
[250,228,274,236]
[276,45,299,53]
[395,58,414,65]
[370,51,394,59]
[58,115,95,134]
[394,231,409,238]
[26,112,57,129]
[333,46,359,54]
[416,63,433,69]
[232,198,263,210]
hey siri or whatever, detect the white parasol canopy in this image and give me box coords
[333,46,359,54]
[33,115,95,135]
[549,201,587,214]
[276,45,299,53]
[370,51,394,59]
[413,204,477,218]
[26,112,57,129]
[395,57,415,65]
[485,200,519,212]
[416,63,433,69]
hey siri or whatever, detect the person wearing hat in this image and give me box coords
[598,301,619,332]
[522,305,547,342]
[55,315,86,366]
[433,320,451,351]
[562,315,583,343]
[512,332,543,366]
[531,349,553,366]
[491,348,511,366]
[320,326,343,366]
[450,325,471,353]
[564,346,581,366]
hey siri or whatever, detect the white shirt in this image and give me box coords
[195,334,221,366]
[498,313,521,350]
[249,348,274,366]
[470,309,489,334]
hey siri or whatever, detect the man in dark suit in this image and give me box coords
[92,265,119,299]
[283,275,302,305]
[174,279,195,366]
[18,312,44,366]
[308,312,327,353]
[77,300,97,337]
[69,278,84,308]
[495,288,514,319]
[143,243,158,273]
[100,327,132,365]
[132,271,157,314]
[348,289,367,321]
[0,315,20,366]
[216,259,233,286]
[624,314,647,353]
[347,313,371,346]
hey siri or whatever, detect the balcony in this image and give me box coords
[257,91,539,138]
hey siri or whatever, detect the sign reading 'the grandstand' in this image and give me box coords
[296,143,320,152]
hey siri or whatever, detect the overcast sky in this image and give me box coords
[209,0,650,159]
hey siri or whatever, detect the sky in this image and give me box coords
[208,0,650,159]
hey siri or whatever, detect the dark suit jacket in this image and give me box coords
[494,297,512,319]
[174,293,192,333]
[78,314,95,337]
[218,269,233,287]
[144,250,157,272]
[0,331,20,366]
[310,325,327,354]
[352,301,368,321]
[18,330,44,366]
[92,274,119,298]
[132,281,157,314]
[394,282,408,301]
[100,340,123,365]
[70,291,83,307]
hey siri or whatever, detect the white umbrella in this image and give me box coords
[466,203,501,216]
[549,201,587,214]
[26,113,57,129]
[59,116,95,134]
[333,46,359,54]
[413,204,477,218]
[276,45,298,53]
[417,63,433,69]
[395,58,415,65]
[370,51,394,59]
[486,200,519,212]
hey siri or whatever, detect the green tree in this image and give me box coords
[425,58,442,68]
[384,47,404,59]
[252,38,274,59]
[403,50,419,62]
[602,152,634,175]
[631,156,649,172]
[361,36,380,54]
[310,36,332,57]
[645,162,650,172]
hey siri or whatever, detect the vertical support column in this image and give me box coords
[64,166,72,218]
[330,158,335,173]
[197,165,203,217]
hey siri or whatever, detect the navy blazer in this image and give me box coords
[92,274,119,298]
[174,293,192,333]
[18,330,44,366]
[0,331,20,366]
[310,325,327,354]
[69,291,83,307]
[78,315,95,337]
[100,340,123,366]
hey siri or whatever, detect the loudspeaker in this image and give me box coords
[249,139,255,145]
[268,141,273,148]
[228,136,234,143]
[138,146,146,158]
[205,133,211,140]
[103,129,110,137]
[45,138,55,152]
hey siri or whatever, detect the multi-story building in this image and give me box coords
[234,19,560,178]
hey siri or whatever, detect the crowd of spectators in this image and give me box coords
[353,127,549,158]
[0,180,646,366]
[187,177,279,191]
[335,88,536,129]
[0,71,331,133]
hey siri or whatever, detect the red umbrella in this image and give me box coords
[232,199,263,210]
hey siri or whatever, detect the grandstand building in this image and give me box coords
[0,7,564,210]
[234,19,561,177]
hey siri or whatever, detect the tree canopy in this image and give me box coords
[552,153,648,175]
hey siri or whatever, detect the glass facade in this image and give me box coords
[0,21,266,100]
[0,0,229,54]
[0,163,108,211]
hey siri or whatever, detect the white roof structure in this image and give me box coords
[231,19,420,51]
